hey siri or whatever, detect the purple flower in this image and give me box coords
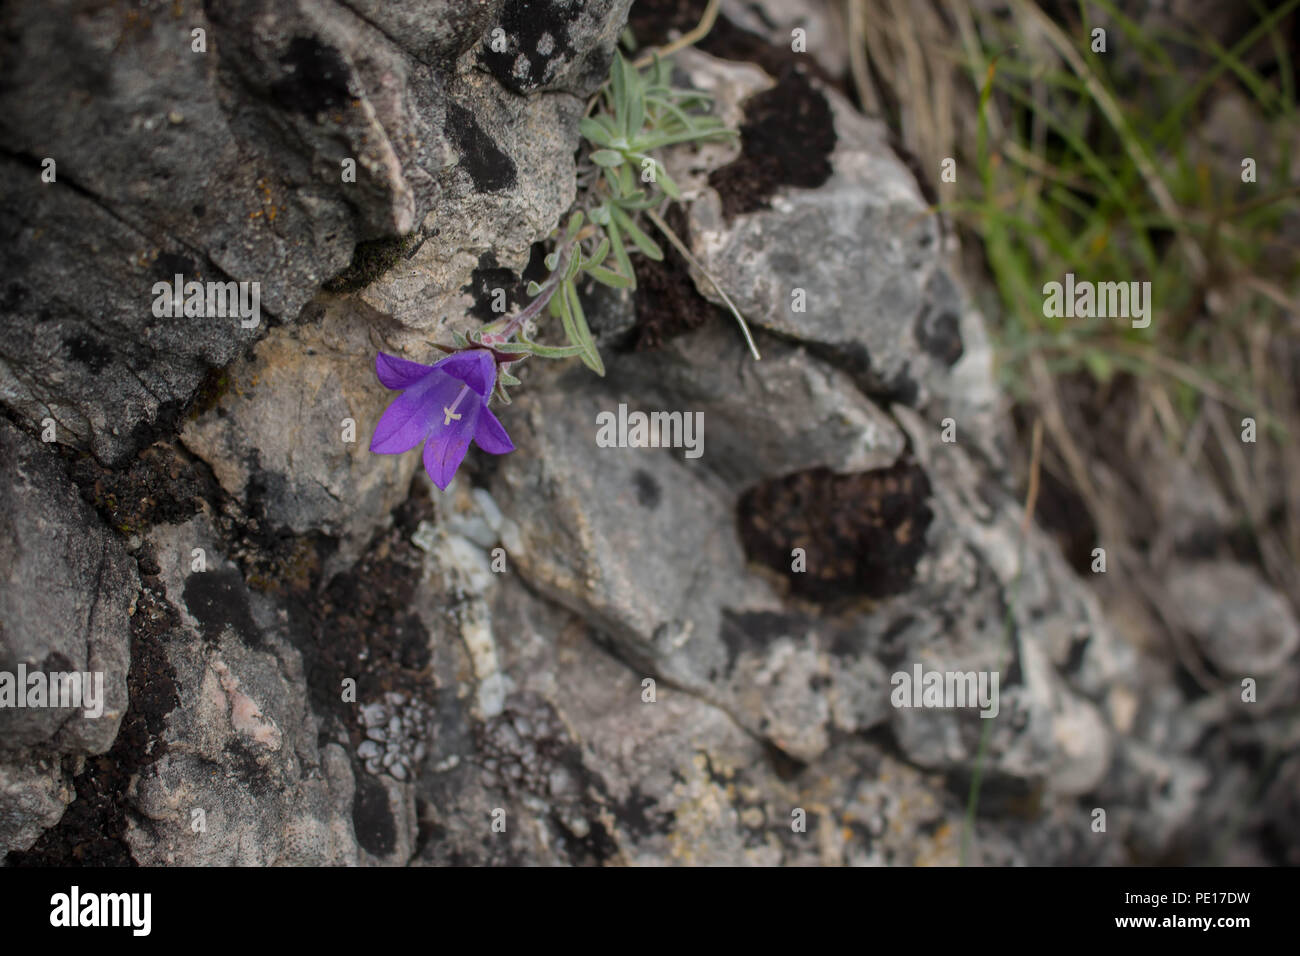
[370,349,514,489]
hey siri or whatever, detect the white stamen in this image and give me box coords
[443,385,470,426]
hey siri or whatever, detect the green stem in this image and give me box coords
[479,242,573,344]
[644,207,761,361]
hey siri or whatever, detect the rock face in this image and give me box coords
[0,0,630,465]
[1,0,1295,868]
[0,420,138,851]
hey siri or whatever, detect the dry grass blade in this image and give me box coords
[1010,0,1208,278]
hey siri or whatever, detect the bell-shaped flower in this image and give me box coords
[369,349,514,489]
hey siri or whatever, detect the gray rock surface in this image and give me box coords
[1166,560,1300,675]
[180,297,419,568]
[683,58,975,412]
[125,515,365,866]
[1,0,1294,869]
[0,0,630,465]
[0,420,137,853]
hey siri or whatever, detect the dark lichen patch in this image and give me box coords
[296,495,435,739]
[242,532,329,597]
[631,0,840,221]
[477,0,580,94]
[123,397,189,462]
[311,567,430,724]
[625,0,704,47]
[614,787,674,839]
[914,306,964,366]
[805,339,921,407]
[352,772,398,857]
[872,613,917,667]
[67,442,218,535]
[0,280,30,313]
[471,694,617,861]
[183,567,261,647]
[463,252,526,322]
[462,245,552,326]
[630,205,725,350]
[737,461,934,603]
[152,251,196,282]
[632,469,661,509]
[445,102,517,193]
[7,584,180,867]
[64,333,111,374]
[708,65,836,220]
[551,812,620,865]
[914,270,964,366]
[323,233,422,293]
[271,36,354,116]
[720,609,813,676]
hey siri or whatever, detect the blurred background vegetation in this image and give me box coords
[849,0,1299,687]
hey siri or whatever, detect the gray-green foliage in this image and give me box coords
[469,51,738,401]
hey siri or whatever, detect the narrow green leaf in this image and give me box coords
[610,205,663,261]
[648,53,668,87]
[566,210,584,239]
[579,116,614,147]
[496,339,585,359]
[607,219,636,289]
[587,265,634,289]
[522,340,585,359]
[617,192,660,211]
[544,251,559,271]
[526,280,543,296]
[583,237,610,269]
[639,127,737,150]
[657,164,681,199]
[589,149,625,167]
[565,280,605,376]
[624,65,645,137]
[617,161,636,196]
[603,164,624,197]
[611,51,630,136]
[555,279,580,348]
[643,95,696,131]
[1083,350,1115,385]
[565,247,583,281]
[451,330,469,348]
[499,371,522,386]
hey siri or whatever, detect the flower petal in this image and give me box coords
[423,418,474,490]
[376,352,435,390]
[433,349,497,397]
[473,405,515,455]
[370,374,462,454]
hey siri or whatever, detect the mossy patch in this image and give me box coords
[737,461,934,603]
[324,233,421,293]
